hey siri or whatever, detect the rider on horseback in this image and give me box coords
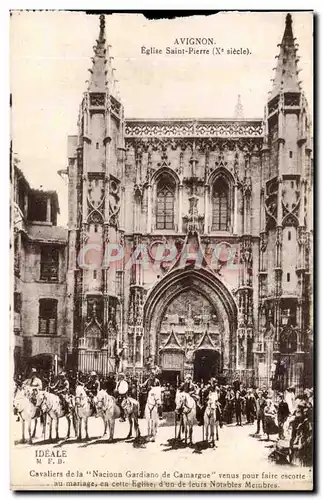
[50,372,70,413]
[201,378,222,426]
[114,373,129,422]
[22,368,43,391]
[84,371,100,414]
[176,375,198,421]
[138,371,159,419]
[180,374,198,399]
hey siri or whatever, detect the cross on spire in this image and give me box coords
[87,14,119,97]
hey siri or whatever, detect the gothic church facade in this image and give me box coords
[63,13,313,389]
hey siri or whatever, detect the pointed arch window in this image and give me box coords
[156,176,175,230]
[212,177,230,231]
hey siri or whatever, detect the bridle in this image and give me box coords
[75,390,88,409]
[177,393,194,416]
[96,392,109,413]
[122,396,132,414]
[147,393,159,417]
[37,392,52,413]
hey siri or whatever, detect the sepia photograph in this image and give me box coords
[10,10,313,491]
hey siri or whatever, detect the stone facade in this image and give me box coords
[12,14,313,390]
[63,14,313,390]
[12,163,68,373]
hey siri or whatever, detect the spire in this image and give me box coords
[269,13,301,99]
[88,14,117,94]
[234,94,244,119]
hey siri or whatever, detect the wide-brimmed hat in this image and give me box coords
[90,371,97,376]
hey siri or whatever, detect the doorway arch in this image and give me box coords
[143,266,238,375]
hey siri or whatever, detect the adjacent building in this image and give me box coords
[12,162,68,373]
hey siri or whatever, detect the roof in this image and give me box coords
[14,165,31,192]
[25,224,68,244]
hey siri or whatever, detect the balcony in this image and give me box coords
[78,337,108,350]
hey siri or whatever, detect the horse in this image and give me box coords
[13,386,39,443]
[203,391,221,447]
[145,387,162,442]
[175,390,196,446]
[35,391,76,441]
[121,397,141,439]
[74,385,96,440]
[95,389,120,442]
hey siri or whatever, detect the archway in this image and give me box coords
[143,266,238,379]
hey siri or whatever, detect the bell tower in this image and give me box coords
[257,13,312,389]
[66,15,126,375]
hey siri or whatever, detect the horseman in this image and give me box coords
[114,373,129,422]
[152,379,163,420]
[84,371,100,414]
[50,371,70,413]
[141,371,160,392]
[177,375,198,420]
[180,374,198,398]
[139,371,160,419]
[201,378,222,425]
[22,368,43,392]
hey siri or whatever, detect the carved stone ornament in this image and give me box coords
[124,120,263,138]
[260,232,268,252]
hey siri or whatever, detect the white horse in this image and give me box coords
[35,391,76,441]
[121,397,141,439]
[13,387,39,443]
[74,385,95,440]
[95,390,120,442]
[145,387,162,442]
[203,391,221,447]
[175,391,196,446]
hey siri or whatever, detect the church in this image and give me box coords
[13,13,313,391]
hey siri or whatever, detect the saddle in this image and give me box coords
[55,393,70,413]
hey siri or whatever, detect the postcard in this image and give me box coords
[10,10,313,491]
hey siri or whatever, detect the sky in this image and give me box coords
[10,11,313,225]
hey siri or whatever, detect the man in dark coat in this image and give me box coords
[50,372,70,413]
[255,390,267,435]
[245,389,257,424]
[235,390,243,426]
[277,392,290,439]
[84,371,101,414]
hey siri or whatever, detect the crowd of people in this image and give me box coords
[14,367,313,465]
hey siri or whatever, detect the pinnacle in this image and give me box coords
[87,14,120,98]
[269,13,301,100]
[234,94,244,119]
